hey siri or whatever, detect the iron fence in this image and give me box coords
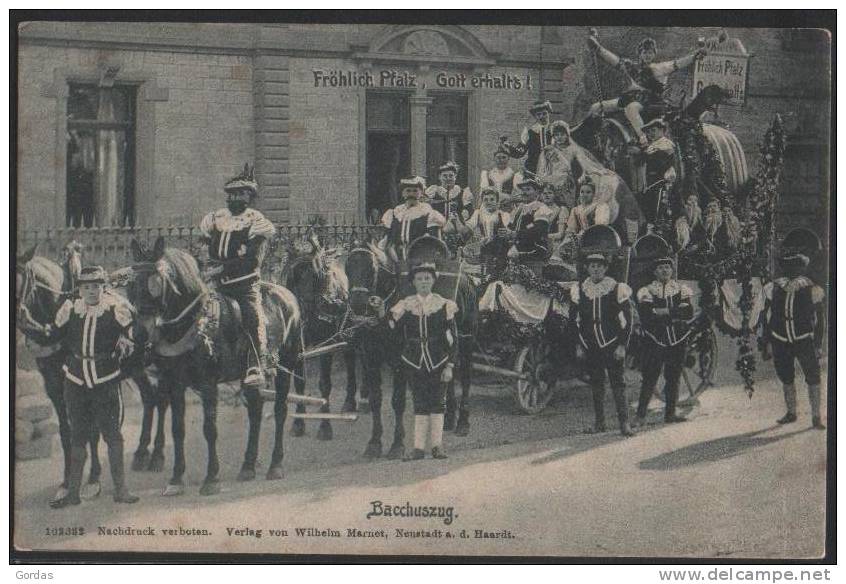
[17,223,382,273]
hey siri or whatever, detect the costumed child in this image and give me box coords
[27,266,141,508]
[385,262,459,460]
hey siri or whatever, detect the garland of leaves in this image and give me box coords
[734,115,787,395]
[666,112,786,397]
[497,261,572,304]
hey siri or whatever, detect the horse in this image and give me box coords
[344,234,478,459]
[119,237,304,494]
[15,241,103,501]
[279,227,358,441]
[114,242,171,474]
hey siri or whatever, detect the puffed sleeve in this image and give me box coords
[112,297,135,329]
[617,283,633,303]
[762,282,774,301]
[520,126,530,145]
[199,211,216,237]
[570,284,580,304]
[381,208,394,229]
[248,210,276,239]
[427,209,447,228]
[389,298,409,322]
[444,299,459,321]
[812,285,825,304]
[680,283,694,300]
[636,286,653,304]
[54,298,73,328]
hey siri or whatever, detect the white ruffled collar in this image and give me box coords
[392,293,458,318]
[647,279,684,298]
[775,276,812,293]
[211,207,259,231]
[393,202,433,222]
[72,292,120,318]
[581,277,616,300]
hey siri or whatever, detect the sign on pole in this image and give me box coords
[692,30,751,107]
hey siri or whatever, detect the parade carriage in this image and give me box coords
[467,222,721,414]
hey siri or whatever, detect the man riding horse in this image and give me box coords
[199,163,276,388]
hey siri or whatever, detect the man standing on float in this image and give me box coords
[586,31,707,148]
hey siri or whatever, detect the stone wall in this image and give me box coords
[17,43,254,228]
[16,23,831,236]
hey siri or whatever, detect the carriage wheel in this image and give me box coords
[513,340,556,414]
[652,326,719,404]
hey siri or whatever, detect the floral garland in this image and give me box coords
[733,115,787,395]
[497,261,572,304]
[668,111,786,397]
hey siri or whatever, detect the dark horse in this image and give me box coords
[280,228,358,441]
[120,237,303,494]
[15,242,102,501]
[344,234,478,460]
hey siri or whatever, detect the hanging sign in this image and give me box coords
[692,31,751,107]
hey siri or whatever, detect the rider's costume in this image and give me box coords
[199,165,275,387]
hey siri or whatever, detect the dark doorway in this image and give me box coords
[426,92,468,188]
[365,91,411,223]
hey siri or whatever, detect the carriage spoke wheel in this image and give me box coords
[513,340,555,414]
[652,327,719,405]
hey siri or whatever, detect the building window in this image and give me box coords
[66,83,136,227]
[426,92,468,190]
[365,91,411,222]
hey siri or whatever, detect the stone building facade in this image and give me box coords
[17,23,830,240]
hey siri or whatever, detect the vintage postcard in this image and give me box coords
[12,14,833,560]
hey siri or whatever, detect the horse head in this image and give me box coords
[119,237,172,317]
[61,240,84,290]
[15,244,40,321]
[344,241,394,316]
[684,84,729,119]
[15,244,65,332]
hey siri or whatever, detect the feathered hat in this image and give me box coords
[399,176,426,191]
[529,100,553,115]
[224,163,259,196]
[78,265,107,284]
[439,161,459,174]
[408,262,438,281]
